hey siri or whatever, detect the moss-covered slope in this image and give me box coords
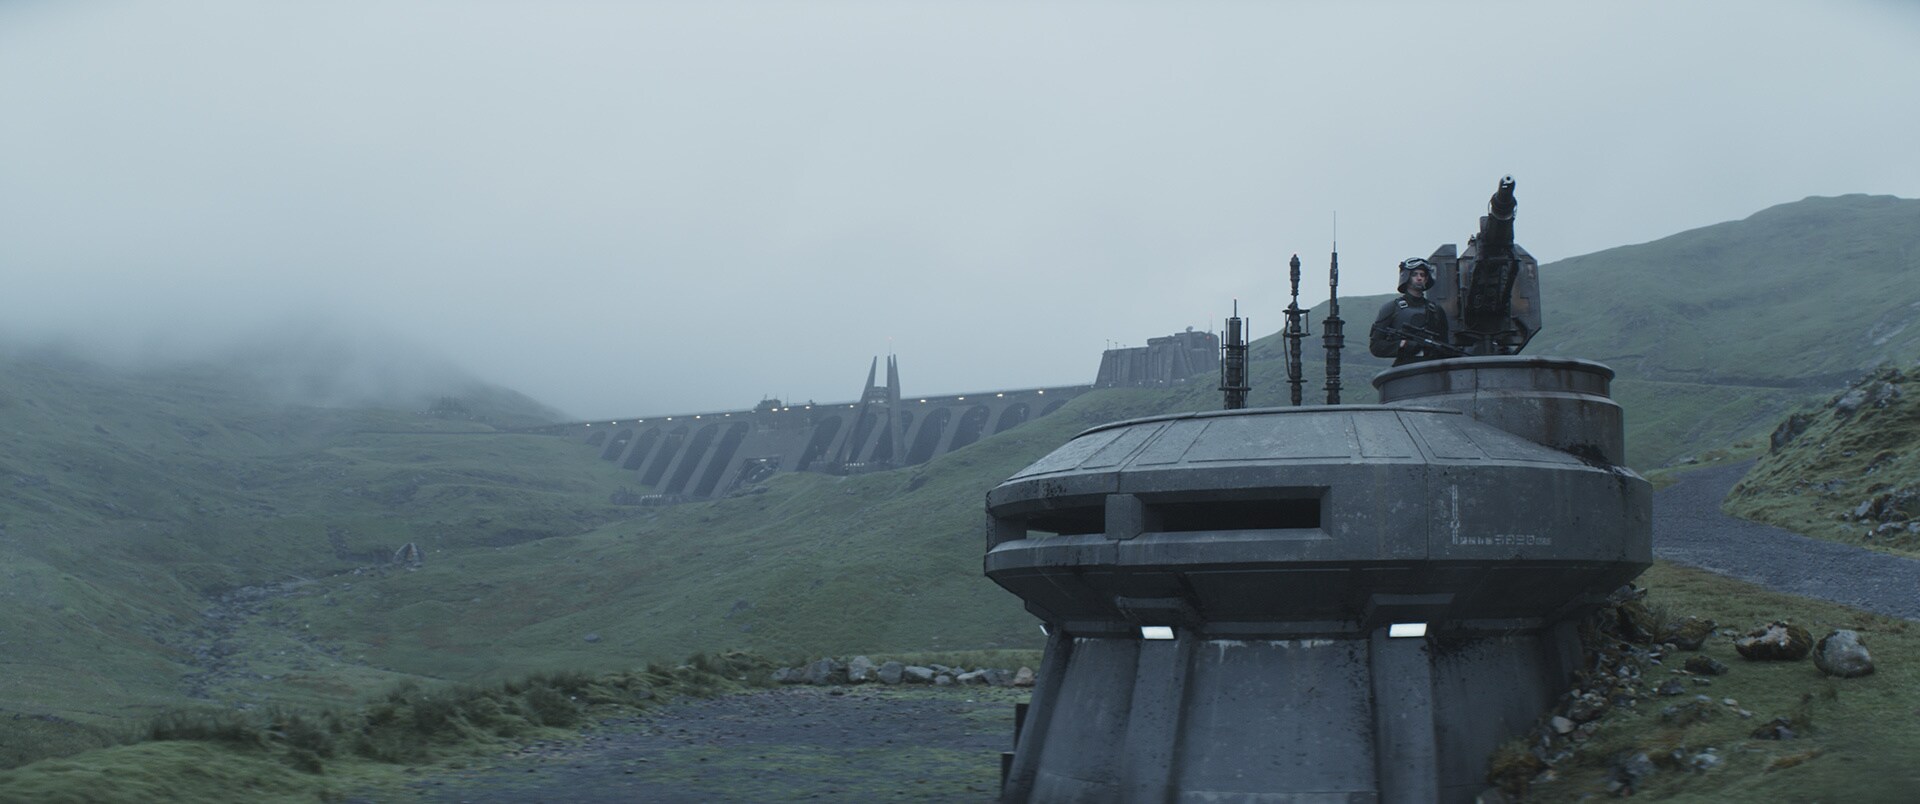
[1728,367,1920,558]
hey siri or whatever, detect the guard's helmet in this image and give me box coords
[1397,257,1434,292]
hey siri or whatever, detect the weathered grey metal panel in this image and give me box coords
[987,358,1651,803]
[1174,639,1377,798]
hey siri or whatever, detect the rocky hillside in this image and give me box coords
[1727,366,1920,557]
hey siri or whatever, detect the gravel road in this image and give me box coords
[400,686,1015,803]
[1655,459,1920,620]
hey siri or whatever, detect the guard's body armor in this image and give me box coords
[1369,294,1452,366]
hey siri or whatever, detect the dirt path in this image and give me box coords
[388,686,1017,803]
[1655,459,1920,620]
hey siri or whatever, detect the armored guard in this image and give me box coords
[1369,257,1453,365]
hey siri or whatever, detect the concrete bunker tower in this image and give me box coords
[984,179,1651,803]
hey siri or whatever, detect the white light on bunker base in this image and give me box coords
[1140,626,1175,640]
[1389,622,1428,638]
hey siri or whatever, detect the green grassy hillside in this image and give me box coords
[4,193,1919,789]
[0,349,641,766]
[1543,194,1920,465]
[0,341,1184,769]
[1543,194,1920,383]
[1727,366,1920,558]
[270,390,1179,680]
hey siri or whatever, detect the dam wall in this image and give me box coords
[525,331,1218,503]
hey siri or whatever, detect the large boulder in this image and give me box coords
[847,655,878,683]
[802,658,847,685]
[903,665,936,684]
[1734,621,1812,661]
[1012,667,1036,687]
[1813,630,1875,678]
[1769,413,1814,452]
[877,661,905,685]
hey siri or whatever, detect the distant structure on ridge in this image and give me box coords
[529,332,1211,503]
[1094,328,1220,388]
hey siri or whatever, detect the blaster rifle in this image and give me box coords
[1372,325,1468,359]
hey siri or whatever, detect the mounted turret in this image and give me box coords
[1426,175,1542,356]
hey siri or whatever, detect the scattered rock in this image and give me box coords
[1812,630,1875,678]
[1013,666,1036,687]
[1769,413,1813,452]
[903,665,935,684]
[1549,716,1575,735]
[1612,599,1660,644]
[1751,716,1797,740]
[802,658,845,685]
[1871,380,1901,409]
[933,674,954,687]
[1658,616,1716,651]
[1686,748,1724,773]
[1606,752,1656,796]
[1834,388,1867,415]
[954,670,988,685]
[877,661,905,685]
[983,668,1012,687]
[1734,621,1812,661]
[582,633,602,644]
[1566,693,1608,723]
[847,655,877,683]
[1656,679,1688,697]
[1683,655,1728,675]
[1660,700,1713,726]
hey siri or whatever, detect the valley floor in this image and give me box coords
[374,461,1920,802]
[364,686,1015,803]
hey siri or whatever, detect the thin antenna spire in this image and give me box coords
[1323,228,1346,405]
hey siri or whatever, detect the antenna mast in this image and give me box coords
[1220,300,1250,410]
[1322,218,1345,404]
[1282,254,1308,406]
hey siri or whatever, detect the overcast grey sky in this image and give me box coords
[4,1,1918,418]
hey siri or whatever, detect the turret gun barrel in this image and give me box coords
[1479,175,1518,250]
